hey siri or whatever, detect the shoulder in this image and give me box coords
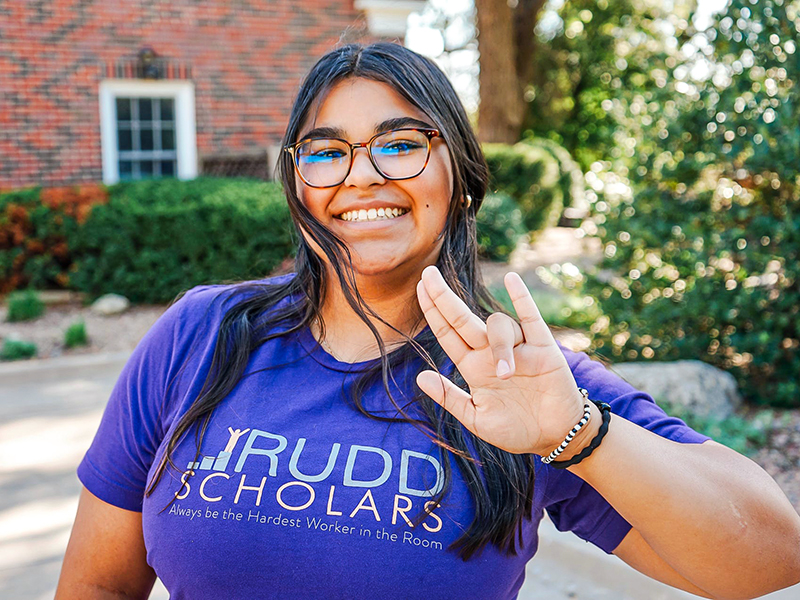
[171,273,300,334]
[176,272,298,309]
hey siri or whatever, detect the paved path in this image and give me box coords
[2,326,799,598]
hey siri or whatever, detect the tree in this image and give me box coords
[523,0,688,170]
[473,0,545,143]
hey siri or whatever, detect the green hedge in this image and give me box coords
[476,192,525,261]
[483,139,583,234]
[70,178,295,304]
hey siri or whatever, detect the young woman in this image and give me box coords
[57,43,800,599]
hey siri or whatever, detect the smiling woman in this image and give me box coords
[57,43,800,600]
[293,78,454,299]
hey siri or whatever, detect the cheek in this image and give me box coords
[297,186,335,217]
[431,148,454,206]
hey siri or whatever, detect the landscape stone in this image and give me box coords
[609,360,742,419]
[90,293,130,316]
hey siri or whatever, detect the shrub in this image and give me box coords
[64,320,88,348]
[476,193,525,261]
[5,289,45,322]
[525,138,586,224]
[0,339,37,360]
[70,178,295,304]
[0,184,107,293]
[483,140,583,235]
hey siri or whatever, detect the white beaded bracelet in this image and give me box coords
[541,388,592,464]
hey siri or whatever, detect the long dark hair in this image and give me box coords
[147,42,537,560]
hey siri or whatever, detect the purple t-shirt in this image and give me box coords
[78,275,709,599]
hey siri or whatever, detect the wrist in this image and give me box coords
[553,401,603,461]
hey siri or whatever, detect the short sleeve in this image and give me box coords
[77,285,214,511]
[541,345,711,553]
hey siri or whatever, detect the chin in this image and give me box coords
[349,259,405,277]
[347,251,423,278]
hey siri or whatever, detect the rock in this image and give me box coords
[609,360,742,419]
[90,293,130,316]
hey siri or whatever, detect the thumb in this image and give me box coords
[416,370,474,425]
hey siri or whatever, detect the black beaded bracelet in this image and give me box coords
[550,400,612,469]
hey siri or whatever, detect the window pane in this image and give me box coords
[161,160,175,176]
[138,98,153,121]
[140,127,154,151]
[160,98,174,121]
[140,160,154,176]
[116,98,131,121]
[161,127,175,151]
[117,127,132,151]
[119,160,132,179]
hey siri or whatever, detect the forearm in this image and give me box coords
[566,404,800,599]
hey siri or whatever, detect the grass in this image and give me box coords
[0,339,38,361]
[64,320,89,348]
[5,290,45,322]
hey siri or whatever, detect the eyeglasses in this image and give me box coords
[284,127,441,188]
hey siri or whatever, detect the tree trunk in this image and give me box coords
[475,0,545,143]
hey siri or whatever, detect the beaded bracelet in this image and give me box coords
[550,400,612,469]
[540,388,592,465]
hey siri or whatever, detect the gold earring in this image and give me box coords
[462,195,472,209]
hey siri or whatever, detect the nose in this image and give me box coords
[343,146,385,188]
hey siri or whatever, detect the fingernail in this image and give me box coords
[496,359,510,378]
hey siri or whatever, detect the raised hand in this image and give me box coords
[415,265,587,456]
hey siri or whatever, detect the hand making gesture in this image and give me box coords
[416,265,588,456]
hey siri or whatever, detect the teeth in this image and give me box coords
[338,207,407,222]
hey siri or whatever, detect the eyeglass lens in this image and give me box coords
[295,129,430,187]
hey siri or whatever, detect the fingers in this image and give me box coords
[418,267,541,379]
[416,370,474,426]
[420,266,488,349]
[416,279,470,364]
[486,312,524,379]
[504,272,555,347]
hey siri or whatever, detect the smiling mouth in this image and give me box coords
[336,207,409,222]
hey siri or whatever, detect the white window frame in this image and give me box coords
[99,79,197,184]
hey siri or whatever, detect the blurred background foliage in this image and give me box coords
[2,0,798,408]
[516,0,799,407]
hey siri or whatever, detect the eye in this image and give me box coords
[379,140,424,155]
[307,148,346,162]
[298,141,348,164]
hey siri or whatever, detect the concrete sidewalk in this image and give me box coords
[0,352,797,599]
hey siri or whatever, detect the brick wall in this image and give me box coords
[0,0,380,189]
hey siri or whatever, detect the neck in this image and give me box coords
[313,265,428,363]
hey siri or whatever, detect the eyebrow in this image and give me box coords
[298,116,435,141]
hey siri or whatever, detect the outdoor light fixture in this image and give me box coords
[137,47,161,79]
